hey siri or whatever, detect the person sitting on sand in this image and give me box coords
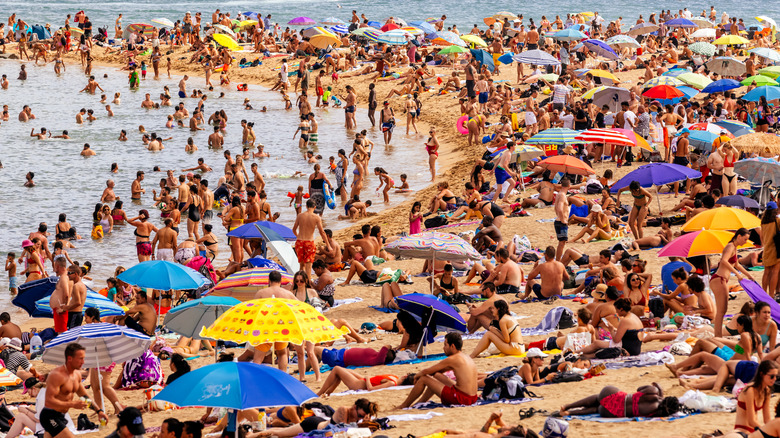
[719,392,780,438]
[558,382,680,418]
[316,366,413,396]
[470,300,524,357]
[519,246,567,301]
[567,204,616,243]
[526,308,597,352]
[340,257,408,286]
[650,267,696,317]
[575,298,644,358]
[466,282,507,333]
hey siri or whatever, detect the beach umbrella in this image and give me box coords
[742,75,779,87]
[428,30,466,47]
[301,26,332,38]
[682,207,761,232]
[43,323,152,413]
[384,231,482,262]
[610,162,701,212]
[438,45,469,55]
[689,122,732,136]
[687,130,719,150]
[627,23,659,36]
[537,155,595,176]
[611,128,654,152]
[702,78,742,93]
[126,23,156,38]
[734,157,780,184]
[743,86,780,102]
[199,298,347,345]
[460,34,487,48]
[117,260,206,291]
[497,52,516,65]
[383,28,413,42]
[512,49,560,66]
[732,133,780,155]
[643,85,684,99]
[662,68,688,77]
[395,293,467,353]
[713,35,750,45]
[513,144,545,161]
[153,362,316,410]
[676,86,700,100]
[579,68,618,83]
[212,33,239,50]
[238,20,258,29]
[241,11,258,20]
[470,49,495,72]
[380,23,399,32]
[212,24,236,38]
[657,230,748,258]
[329,24,348,34]
[676,72,712,90]
[409,20,436,34]
[525,128,582,146]
[665,18,698,28]
[551,28,587,41]
[227,221,296,241]
[13,277,64,318]
[163,296,240,340]
[588,86,630,112]
[580,85,608,100]
[689,41,716,56]
[574,128,634,146]
[288,17,316,26]
[756,16,778,29]
[643,76,684,88]
[401,26,424,36]
[690,28,716,39]
[492,11,518,20]
[716,195,761,210]
[715,120,754,137]
[0,368,21,387]
[151,18,174,28]
[36,289,124,318]
[206,268,293,301]
[367,20,381,28]
[606,35,640,49]
[310,33,341,49]
[246,257,287,272]
[706,57,746,76]
[350,27,377,37]
[320,17,345,25]
[581,39,619,60]
[759,67,780,79]
[750,48,780,63]
[690,18,714,28]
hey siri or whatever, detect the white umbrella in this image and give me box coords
[757,16,778,30]
[213,24,236,38]
[691,28,716,39]
[151,18,174,28]
[690,18,714,28]
[627,23,659,36]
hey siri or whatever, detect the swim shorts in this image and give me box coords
[67,312,83,329]
[553,220,568,242]
[53,310,68,333]
[156,248,174,262]
[136,241,153,256]
[153,303,172,315]
[497,284,520,295]
[441,385,478,406]
[294,240,316,264]
[574,254,590,266]
[321,348,346,367]
[465,79,475,98]
[178,90,186,98]
[202,209,213,224]
[495,167,512,185]
[532,283,545,300]
[8,276,17,290]
[344,105,355,113]
[478,91,489,104]
[359,269,379,284]
[382,122,395,133]
[40,408,69,437]
[673,156,689,166]
[713,346,735,361]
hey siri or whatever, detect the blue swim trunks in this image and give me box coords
[495,167,512,185]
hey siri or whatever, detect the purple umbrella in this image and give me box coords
[715,195,761,209]
[610,163,702,211]
[582,39,619,60]
[288,16,316,26]
[665,17,698,28]
[394,293,466,354]
[741,280,780,325]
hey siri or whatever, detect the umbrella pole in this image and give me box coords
[430,252,436,295]
[95,345,106,415]
[656,186,662,215]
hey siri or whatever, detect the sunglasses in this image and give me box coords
[768,374,778,379]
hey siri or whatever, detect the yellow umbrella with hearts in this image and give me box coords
[199,298,348,346]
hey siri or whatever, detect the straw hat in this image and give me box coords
[562,145,576,155]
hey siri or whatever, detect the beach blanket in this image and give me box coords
[330,385,412,397]
[369,305,399,313]
[324,297,363,311]
[434,331,484,343]
[591,351,675,369]
[563,411,701,423]
[387,412,444,422]
[308,353,446,375]
[486,349,561,359]
[520,306,576,336]
[426,220,481,231]
[512,294,578,304]
[409,397,541,410]
[536,218,556,223]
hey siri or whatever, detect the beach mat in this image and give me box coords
[370,305,399,313]
[563,410,701,423]
[410,397,541,410]
[308,353,446,375]
[592,351,675,370]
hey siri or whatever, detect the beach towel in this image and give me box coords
[741,279,780,325]
[591,351,674,370]
[386,412,444,422]
[324,297,363,311]
[521,306,576,336]
[563,411,701,423]
[486,349,562,359]
[309,353,446,375]
[512,294,578,304]
[369,305,399,313]
[330,385,413,397]
[121,349,163,388]
[409,397,541,410]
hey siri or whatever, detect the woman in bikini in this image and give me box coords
[293,114,310,149]
[569,204,614,243]
[622,181,652,240]
[712,228,754,337]
[223,196,245,267]
[559,382,679,418]
[470,300,524,357]
[111,200,128,224]
[126,210,158,262]
[721,142,738,196]
[630,217,673,249]
[425,128,439,182]
[21,240,44,283]
[374,167,394,203]
[316,366,409,396]
[752,301,778,353]
[651,267,695,316]
[625,272,652,317]
[196,224,219,260]
[732,360,777,436]
[428,181,457,214]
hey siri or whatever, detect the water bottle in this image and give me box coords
[30,334,42,358]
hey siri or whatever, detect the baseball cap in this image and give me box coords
[22,377,39,395]
[675,127,691,136]
[21,239,33,248]
[720,130,729,135]
[768,201,778,210]
[526,347,548,358]
[117,407,145,436]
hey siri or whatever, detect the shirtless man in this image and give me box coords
[485,248,523,295]
[64,265,86,329]
[472,215,503,253]
[100,180,119,203]
[131,171,145,200]
[342,230,378,262]
[250,163,265,192]
[19,105,34,122]
[520,174,557,208]
[122,290,156,336]
[42,343,107,438]
[707,146,725,195]
[183,158,212,173]
[0,312,22,339]
[397,333,478,408]
[520,246,568,300]
[80,144,96,157]
[152,219,178,261]
[50,258,70,333]
[178,75,189,98]
[79,76,104,94]
[252,270,296,372]
[208,126,224,148]
[525,25,539,50]
[254,270,297,300]
[316,229,341,265]
[292,199,328,275]
[30,127,49,139]
[141,93,155,109]
[466,282,507,333]
[553,178,571,260]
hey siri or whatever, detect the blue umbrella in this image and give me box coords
[330,25,348,34]
[702,78,742,94]
[246,257,287,272]
[715,120,754,137]
[687,130,719,149]
[677,86,700,99]
[394,293,467,349]
[226,221,296,241]
[582,39,619,60]
[163,296,240,339]
[241,12,258,20]
[662,68,688,77]
[36,289,124,317]
[367,20,381,28]
[743,86,780,102]
[497,52,514,65]
[470,49,494,72]
[512,49,560,66]
[154,362,316,409]
[13,277,60,318]
[665,17,697,28]
[117,260,206,291]
[715,195,761,209]
[551,28,587,41]
[611,163,702,193]
[409,20,436,34]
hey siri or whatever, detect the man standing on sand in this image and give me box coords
[152,219,178,261]
[252,271,296,372]
[42,343,108,438]
[292,199,327,275]
[51,258,70,333]
[131,171,145,201]
[466,282,506,333]
[520,246,568,300]
[554,178,571,260]
[64,265,86,329]
[397,333,478,408]
[178,75,188,98]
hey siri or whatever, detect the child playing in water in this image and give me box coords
[5,253,17,295]
[396,173,410,191]
[166,57,171,78]
[282,91,292,110]
[140,61,147,79]
[374,167,394,203]
[128,66,139,89]
[290,186,305,215]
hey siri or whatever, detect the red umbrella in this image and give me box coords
[537,155,595,175]
[381,23,400,32]
[642,85,684,99]
[574,128,634,146]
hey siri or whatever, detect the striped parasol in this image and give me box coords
[428,30,467,47]
[42,323,151,368]
[606,35,640,49]
[36,289,124,317]
[385,232,482,262]
[401,26,424,36]
[612,128,654,152]
[126,23,156,38]
[643,76,684,88]
[363,29,407,45]
[574,128,635,146]
[715,120,754,137]
[0,367,21,387]
[207,268,294,301]
[525,128,582,146]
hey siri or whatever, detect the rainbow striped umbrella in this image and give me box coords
[575,128,634,146]
[385,232,481,262]
[715,120,754,137]
[0,367,21,387]
[612,128,654,152]
[428,30,466,47]
[126,23,156,38]
[525,128,582,146]
[401,26,424,36]
[207,268,294,301]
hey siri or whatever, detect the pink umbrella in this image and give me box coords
[381,23,400,32]
[657,229,744,258]
[288,16,316,25]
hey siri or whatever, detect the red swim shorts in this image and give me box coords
[441,385,478,406]
[53,310,69,333]
[294,240,316,264]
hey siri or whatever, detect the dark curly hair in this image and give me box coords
[656,396,681,417]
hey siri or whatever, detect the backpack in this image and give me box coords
[557,309,576,329]
[482,366,536,400]
[424,215,448,229]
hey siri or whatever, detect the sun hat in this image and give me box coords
[591,204,602,213]
[21,239,33,248]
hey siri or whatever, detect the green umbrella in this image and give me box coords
[759,66,780,79]
[689,41,716,57]
[677,72,713,90]
[741,75,779,87]
[438,45,469,55]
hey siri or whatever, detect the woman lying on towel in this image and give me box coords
[435,411,541,438]
[558,382,680,418]
[316,366,414,396]
[251,399,378,438]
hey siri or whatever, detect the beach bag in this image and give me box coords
[482,366,535,400]
[441,292,473,305]
[424,215,448,229]
[557,309,576,329]
[0,405,12,432]
[585,182,602,194]
[551,371,583,383]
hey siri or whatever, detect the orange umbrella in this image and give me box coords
[612,128,654,152]
[537,155,595,175]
